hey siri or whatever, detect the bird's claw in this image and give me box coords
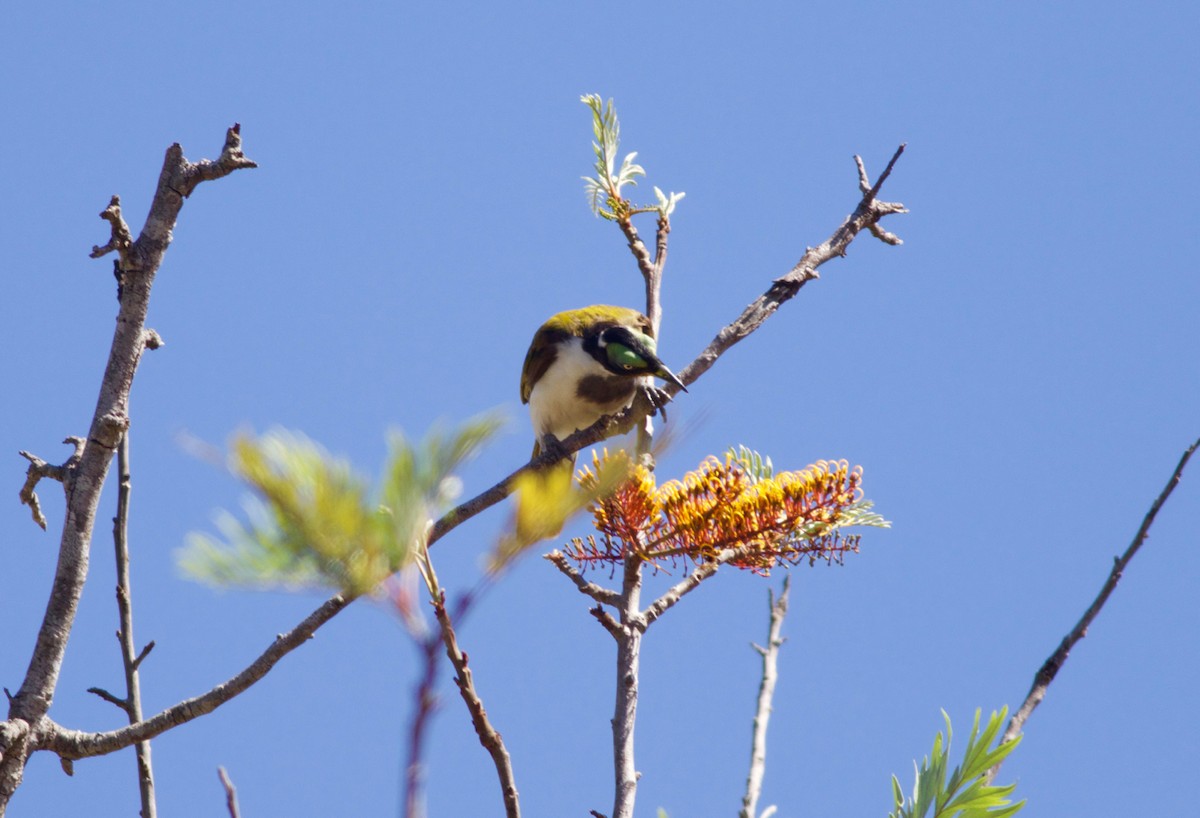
[640,385,675,425]
[536,433,572,466]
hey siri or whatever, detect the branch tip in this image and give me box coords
[218,766,242,818]
[991,435,1200,780]
[89,195,134,260]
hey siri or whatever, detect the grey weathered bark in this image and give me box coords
[610,557,645,818]
[1,126,255,815]
[740,577,790,818]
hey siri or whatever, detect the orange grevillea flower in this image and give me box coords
[567,451,874,575]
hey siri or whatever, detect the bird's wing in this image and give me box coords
[520,325,567,403]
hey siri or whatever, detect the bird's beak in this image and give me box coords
[654,362,688,393]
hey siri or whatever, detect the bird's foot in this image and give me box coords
[534,433,575,468]
[640,384,675,425]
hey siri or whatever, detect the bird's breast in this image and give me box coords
[529,338,639,441]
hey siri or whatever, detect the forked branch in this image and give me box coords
[2,125,256,812]
[17,437,84,531]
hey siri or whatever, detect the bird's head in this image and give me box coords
[583,321,687,392]
[520,305,688,406]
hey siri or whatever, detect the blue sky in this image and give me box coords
[3,2,1198,816]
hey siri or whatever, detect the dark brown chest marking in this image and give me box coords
[577,374,637,407]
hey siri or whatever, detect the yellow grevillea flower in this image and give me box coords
[568,451,877,574]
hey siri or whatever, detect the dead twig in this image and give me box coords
[990,436,1200,781]
[740,576,790,818]
[414,546,520,818]
[109,431,157,817]
[17,438,85,531]
[217,767,241,818]
[545,551,621,607]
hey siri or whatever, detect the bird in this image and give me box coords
[520,305,687,462]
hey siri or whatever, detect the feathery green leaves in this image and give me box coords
[180,416,503,596]
[889,708,1025,818]
[581,93,683,221]
[727,444,775,483]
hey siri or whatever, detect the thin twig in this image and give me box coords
[590,605,622,639]
[616,216,657,320]
[17,438,85,531]
[43,594,351,761]
[640,546,753,628]
[677,148,906,392]
[990,436,1200,780]
[740,576,790,818]
[110,431,157,818]
[402,634,441,818]
[545,551,622,607]
[415,549,520,818]
[217,767,241,818]
[85,687,126,709]
[89,196,134,262]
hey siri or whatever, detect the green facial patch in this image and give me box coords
[606,342,648,371]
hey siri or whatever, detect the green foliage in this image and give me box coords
[889,709,1025,818]
[180,416,503,596]
[581,93,683,220]
[839,499,890,530]
[727,443,775,483]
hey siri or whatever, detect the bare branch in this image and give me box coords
[546,551,621,607]
[610,557,643,818]
[180,124,258,197]
[403,635,441,818]
[991,436,1200,779]
[0,127,256,808]
[17,438,85,531]
[858,143,906,201]
[677,146,907,391]
[740,576,790,818]
[132,642,155,672]
[42,594,349,761]
[217,767,242,818]
[85,687,127,711]
[589,605,622,639]
[641,546,752,629]
[89,196,135,261]
[429,588,520,818]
